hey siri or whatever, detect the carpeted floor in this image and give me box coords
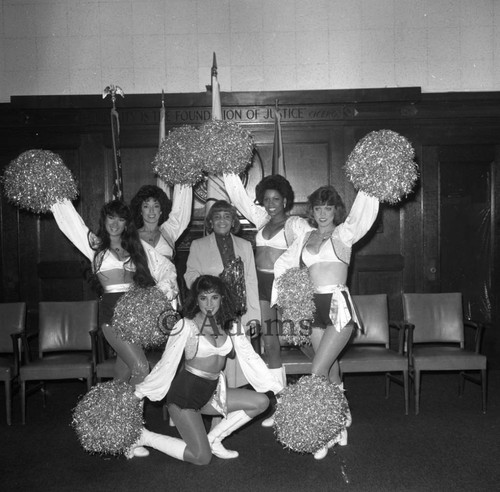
[2,371,499,492]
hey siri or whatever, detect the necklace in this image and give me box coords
[141,229,158,244]
[314,229,334,240]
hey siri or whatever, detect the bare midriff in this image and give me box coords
[255,246,286,272]
[308,262,348,289]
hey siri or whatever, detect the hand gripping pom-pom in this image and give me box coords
[152,126,205,186]
[1,149,78,213]
[199,120,254,176]
[112,286,176,349]
[72,381,143,456]
[345,129,419,204]
[274,374,348,454]
[276,267,315,345]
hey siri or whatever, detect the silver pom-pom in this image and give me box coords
[1,149,78,213]
[152,126,204,186]
[112,286,175,349]
[345,129,418,204]
[274,374,348,454]
[199,120,254,175]
[72,381,143,456]
[276,267,315,345]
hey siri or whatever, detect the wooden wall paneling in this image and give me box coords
[420,146,439,292]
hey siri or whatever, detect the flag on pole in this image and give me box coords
[211,53,222,121]
[157,90,171,197]
[205,53,229,214]
[271,100,286,177]
[103,84,125,201]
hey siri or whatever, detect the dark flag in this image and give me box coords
[103,85,125,201]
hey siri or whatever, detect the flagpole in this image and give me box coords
[103,84,125,201]
[157,90,171,198]
[205,53,229,217]
[272,98,286,177]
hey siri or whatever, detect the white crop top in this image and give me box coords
[196,334,233,358]
[255,228,287,249]
[96,250,135,293]
[301,238,341,267]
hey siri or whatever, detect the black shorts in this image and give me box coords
[312,293,334,328]
[99,292,124,326]
[166,366,218,410]
[257,270,274,302]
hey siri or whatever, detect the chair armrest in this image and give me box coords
[389,321,411,354]
[404,322,415,360]
[464,319,486,353]
[15,330,37,364]
[10,332,23,375]
[89,328,100,367]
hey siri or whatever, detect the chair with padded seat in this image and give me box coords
[402,292,487,415]
[19,300,98,424]
[0,302,27,425]
[340,294,410,414]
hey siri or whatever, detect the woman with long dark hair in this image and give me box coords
[184,199,260,389]
[51,198,178,387]
[131,275,283,464]
[130,183,192,261]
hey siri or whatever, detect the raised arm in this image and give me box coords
[50,199,95,261]
[223,173,268,229]
[160,183,193,244]
[338,191,379,246]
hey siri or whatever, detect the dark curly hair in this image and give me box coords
[183,275,238,331]
[92,200,156,289]
[130,185,172,229]
[205,200,241,234]
[255,174,294,212]
[306,186,346,227]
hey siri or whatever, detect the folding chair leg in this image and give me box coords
[21,380,26,425]
[5,380,12,425]
[414,370,421,415]
[403,370,409,416]
[481,369,487,414]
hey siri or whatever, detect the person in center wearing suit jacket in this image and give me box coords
[184,200,260,389]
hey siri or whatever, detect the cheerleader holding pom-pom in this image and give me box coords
[130,275,284,465]
[272,130,418,459]
[2,150,179,460]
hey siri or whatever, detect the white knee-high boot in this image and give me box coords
[127,428,186,461]
[133,401,150,457]
[261,366,287,427]
[207,410,252,459]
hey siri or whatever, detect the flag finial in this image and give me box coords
[212,52,218,77]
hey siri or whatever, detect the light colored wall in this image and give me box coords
[0,0,499,103]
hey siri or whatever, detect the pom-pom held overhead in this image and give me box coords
[151,120,254,185]
[112,285,175,349]
[152,125,205,186]
[276,267,315,346]
[345,129,418,204]
[199,120,254,176]
[1,149,78,213]
[72,381,143,456]
[274,374,348,454]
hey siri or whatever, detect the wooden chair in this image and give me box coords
[340,294,410,414]
[0,302,26,425]
[402,292,487,415]
[19,300,98,424]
